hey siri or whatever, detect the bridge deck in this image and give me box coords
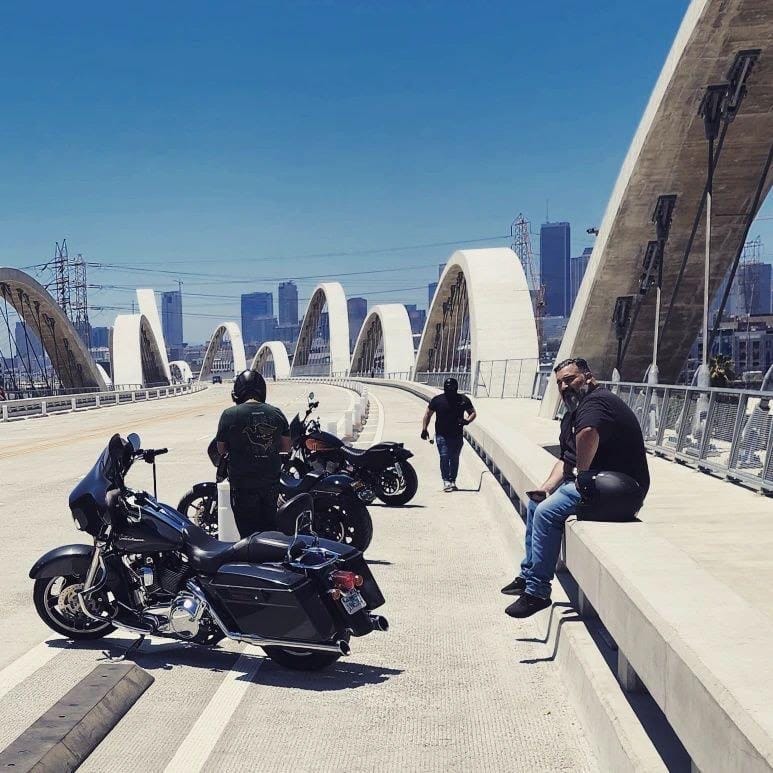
[0,384,595,771]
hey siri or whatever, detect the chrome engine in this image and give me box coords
[167,592,205,638]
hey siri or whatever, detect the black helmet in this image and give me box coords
[443,377,459,393]
[575,471,643,522]
[232,370,267,404]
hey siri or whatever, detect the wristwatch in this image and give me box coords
[572,466,579,478]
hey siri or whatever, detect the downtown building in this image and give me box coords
[241,291,277,345]
[161,290,184,349]
[540,222,571,317]
[277,281,300,351]
[347,297,367,352]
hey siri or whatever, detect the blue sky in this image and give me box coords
[1,1,769,342]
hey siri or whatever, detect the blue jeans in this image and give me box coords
[435,434,463,482]
[520,482,581,599]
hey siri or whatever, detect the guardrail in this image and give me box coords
[1,383,206,422]
[285,376,370,439]
[414,371,472,392]
[599,380,773,493]
[472,359,542,399]
[0,383,144,400]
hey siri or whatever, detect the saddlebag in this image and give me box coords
[204,563,336,642]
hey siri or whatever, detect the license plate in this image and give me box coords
[340,589,366,615]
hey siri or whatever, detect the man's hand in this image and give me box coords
[420,429,429,441]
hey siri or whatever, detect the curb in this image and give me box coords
[0,663,153,772]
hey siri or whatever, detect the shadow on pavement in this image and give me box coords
[49,636,403,690]
[518,613,583,665]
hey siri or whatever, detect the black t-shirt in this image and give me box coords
[428,393,474,438]
[560,386,650,493]
[215,401,290,490]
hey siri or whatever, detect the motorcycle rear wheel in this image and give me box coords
[263,636,348,671]
[375,461,418,506]
[314,499,373,552]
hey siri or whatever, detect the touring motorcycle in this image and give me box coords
[29,433,388,670]
[177,439,373,551]
[286,393,418,506]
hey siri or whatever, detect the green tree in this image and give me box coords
[709,354,736,388]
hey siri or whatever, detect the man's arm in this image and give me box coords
[421,406,434,439]
[215,410,230,458]
[575,426,600,473]
[217,441,228,456]
[539,459,565,494]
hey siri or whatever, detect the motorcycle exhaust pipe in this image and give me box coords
[369,614,389,632]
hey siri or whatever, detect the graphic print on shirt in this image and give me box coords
[242,415,277,457]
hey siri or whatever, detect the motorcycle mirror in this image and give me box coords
[308,391,315,400]
[127,433,141,452]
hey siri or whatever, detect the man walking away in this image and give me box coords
[216,370,291,538]
[501,357,649,617]
[421,377,477,492]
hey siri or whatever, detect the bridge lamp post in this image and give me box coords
[697,83,729,388]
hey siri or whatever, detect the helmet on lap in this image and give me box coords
[575,471,643,522]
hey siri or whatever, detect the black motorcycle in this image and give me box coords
[287,394,418,507]
[29,433,387,671]
[177,440,373,551]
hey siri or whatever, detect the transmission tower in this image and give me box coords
[72,254,90,348]
[41,239,72,318]
[510,214,545,357]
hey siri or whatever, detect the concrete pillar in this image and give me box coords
[617,650,643,693]
[41,400,47,416]
[326,420,338,435]
[343,410,354,438]
[131,392,136,402]
[2,404,7,421]
[71,397,76,410]
[95,395,101,408]
[115,393,120,404]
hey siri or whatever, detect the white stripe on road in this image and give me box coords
[0,639,64,700]
[163,646,265,773]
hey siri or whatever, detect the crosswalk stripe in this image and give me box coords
[0,639,64,700]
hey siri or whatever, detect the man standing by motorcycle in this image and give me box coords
[421,377,477,492]
[216,370,291,537]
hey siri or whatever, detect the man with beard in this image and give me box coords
[501,357,649,618]
[421,377,477,492]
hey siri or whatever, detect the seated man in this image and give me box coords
[501,357,650,618]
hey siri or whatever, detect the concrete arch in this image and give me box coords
[0,267,105,391]
[415,248,538,378]
[251,340,290,380]
[110,314,170,387]
[136,288,171,381]
[198,322,247,382]
[350,304,415,376]
[544,0,773,416]
[292,282,350,377]
[169,360,193,383]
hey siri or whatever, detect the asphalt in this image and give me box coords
[0,383,596,771]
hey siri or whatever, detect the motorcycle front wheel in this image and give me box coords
[375,461,418,506]
[178,488,218,536]
[33,575,115,640]
[314,498,373,552]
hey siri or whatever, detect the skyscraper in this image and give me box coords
[241,291,274,344]
[540,222,571,317]
[737,262,772,316]
[404,304,427,336]
[91,326,112,349]
[14,321,44,363]
[569,247,592,312]
[278,281,299,325]
[428,282,438,307]
[161,290,184,347]
[347,297,367,351]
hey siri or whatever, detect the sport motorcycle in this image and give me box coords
[29,433,388,670]
[286,393,418,506]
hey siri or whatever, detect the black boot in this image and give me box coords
[505,593,551,618]
[500,577,526,596]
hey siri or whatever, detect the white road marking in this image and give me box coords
[370,391,385,445]
[163,646,265,773]
[0,639,65,700]
[196,433,212,441]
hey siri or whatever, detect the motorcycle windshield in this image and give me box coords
[289,413,303,441]
[68,435,125,516]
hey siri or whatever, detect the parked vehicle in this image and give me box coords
[29,433,387,670]
[177,440,373,551]
[287,393,418,506]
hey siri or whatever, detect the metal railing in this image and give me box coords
[1,383,206,422]
[599,381,773,493]
[0,383,143,400]
[472,359,542,399]
[414,371,472,392]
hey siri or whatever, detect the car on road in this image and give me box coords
[212,375,222,384]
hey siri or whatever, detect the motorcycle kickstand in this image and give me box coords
[103,634,146,663]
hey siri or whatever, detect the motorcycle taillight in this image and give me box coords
[330,570,363,591]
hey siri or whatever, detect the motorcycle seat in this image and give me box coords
[184,527,292,574]
[341,446,369,458]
